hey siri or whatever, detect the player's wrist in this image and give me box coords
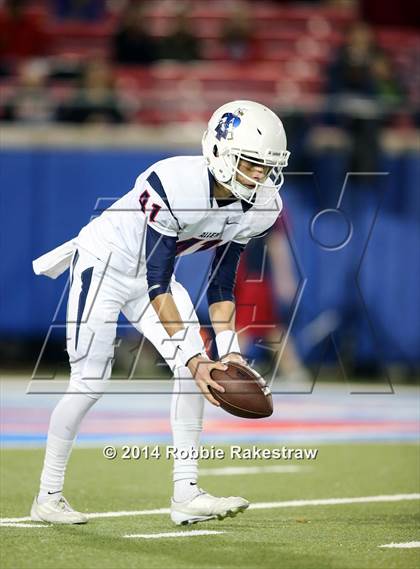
[186,354,211,379]
[172,328,206,367]
[215,330,241,359]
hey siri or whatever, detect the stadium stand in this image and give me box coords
[0,0,418,124]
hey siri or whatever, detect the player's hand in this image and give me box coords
[221,353,268,390]
[187,356,227,407]
[220,352,248,366]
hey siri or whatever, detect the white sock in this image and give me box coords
[38,434,74,503]
[171,366,204,503]
[37,391,97,503]
[173,478,200,503]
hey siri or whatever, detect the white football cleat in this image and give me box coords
[30,495,88,525]
[171,489,249,525]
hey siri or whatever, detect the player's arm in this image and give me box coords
[207,241,248,365]
[145,225,226,406]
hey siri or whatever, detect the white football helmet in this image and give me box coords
[202,100,290,205]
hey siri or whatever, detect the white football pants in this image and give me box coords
[40,247,205,496]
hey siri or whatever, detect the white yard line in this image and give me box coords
[124,530,225,539]
[0,523,48,528]
[1,493,419,525]
[0,509,170,524]
[250,494,420,510]
[379,541,420,549]
[86,507,170,519]
[200,465,305,476]
[0,517,33,524]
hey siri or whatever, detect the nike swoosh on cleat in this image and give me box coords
[47,490,63,495]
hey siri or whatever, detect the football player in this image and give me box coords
[30,100,290,525]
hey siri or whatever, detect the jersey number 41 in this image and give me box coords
[139,190,161,222]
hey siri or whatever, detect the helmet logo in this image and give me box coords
[215,112,241,141]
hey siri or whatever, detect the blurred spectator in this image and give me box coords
[113,2,159,65]
[326,22,383,171]
[371,52,414,134]
[2,60,55,123]
[48,56,84,82]
[220,1,261,62]
[56,59,125,123]
[327,22,378,96]
[0,0,50,75]
[159,8,201,61]
[54,0,105,21]
[371,52,405,108]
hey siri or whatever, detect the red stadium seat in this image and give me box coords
[5,1,417,123]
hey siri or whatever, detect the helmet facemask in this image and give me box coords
[217,149,290,205]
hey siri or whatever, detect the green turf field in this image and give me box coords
[1,444,419,569]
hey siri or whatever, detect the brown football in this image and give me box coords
[209,362,273,419]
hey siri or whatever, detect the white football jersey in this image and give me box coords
[75,156,283,276]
